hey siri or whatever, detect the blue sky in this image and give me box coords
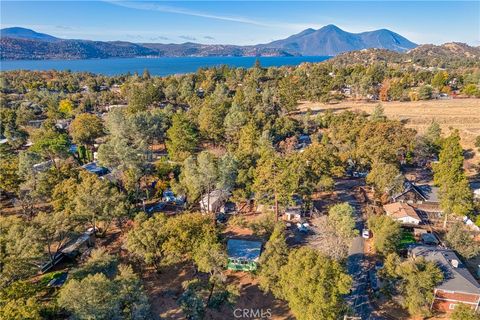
[1,1,479,45]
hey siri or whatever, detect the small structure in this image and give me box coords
[61,229,96,258]
[32,160,54,173]
[392,181,439,205]
[227,239,262,271]
[82,162,109,177]
[199,189,230,213]
[284,207,302,222]
[162,189,185,205]
[47,272,68,288]
[473,188,480,200]
[383,202,422,225]
[420,233,439,245]
[410,246,480,313]
[296,134,312,150]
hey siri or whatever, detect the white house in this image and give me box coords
[200,189,230,213]
[383,202,422,225]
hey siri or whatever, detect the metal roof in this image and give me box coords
[411,245,480,295]
[227,239,262,262]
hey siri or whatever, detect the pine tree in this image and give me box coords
[433,131,474,228]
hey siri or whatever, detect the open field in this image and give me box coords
[299,98,480,174]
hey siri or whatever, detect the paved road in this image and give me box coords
[335,179,379,320]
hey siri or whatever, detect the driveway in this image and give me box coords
[335,179,380,320]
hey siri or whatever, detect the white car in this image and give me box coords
[362,229,371,239]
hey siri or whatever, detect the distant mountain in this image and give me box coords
[260,24,417,56]
[1,27,59,42]
[0,25,417,60]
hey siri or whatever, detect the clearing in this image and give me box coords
[298,98,480,174]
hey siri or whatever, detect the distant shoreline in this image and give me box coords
[0,56,331,76]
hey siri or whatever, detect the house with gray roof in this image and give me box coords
[410,245,480,313]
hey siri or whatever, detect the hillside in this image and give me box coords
[0,27,58,42]
[327,43,480,68]
[1,25,416,60]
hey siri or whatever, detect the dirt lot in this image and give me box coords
[298,98,480,174]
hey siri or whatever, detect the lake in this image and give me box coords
[0,56,330,76]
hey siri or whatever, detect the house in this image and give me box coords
[383,202,422,225]
[227,239,262,271]
[284,207,302,222]
[81,162,109,177]
[392,181,439,205]
[410,246,480,313]
[199,189,230,213]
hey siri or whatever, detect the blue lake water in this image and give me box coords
[0,56,330,76]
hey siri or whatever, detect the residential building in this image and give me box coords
[199,189,230,213]
[410,246,480,313]
[383,202,422,225]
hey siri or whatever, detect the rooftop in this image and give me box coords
[227,239,262,262]
[410,245,480,295]
[383,202,421,221]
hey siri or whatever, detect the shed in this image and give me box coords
[227,239,262,271]
[200,189,230,213]
[82,162,109,176]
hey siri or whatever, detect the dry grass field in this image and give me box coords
[298,98,480,174]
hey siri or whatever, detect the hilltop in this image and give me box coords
[0,25,417,60]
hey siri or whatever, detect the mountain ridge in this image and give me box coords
[1,25,418,60]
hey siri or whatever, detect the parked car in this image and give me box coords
[362,228,371,239]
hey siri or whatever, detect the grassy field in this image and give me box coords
[298,98,480,174]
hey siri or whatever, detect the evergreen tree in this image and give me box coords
[433,131,474,228]
[258,223,289,298]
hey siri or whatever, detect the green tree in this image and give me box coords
[433,131,474,228]
[58,273,120,319]
[431,71,449,91]
[258,223,289,298]
[0,154,21,194]
[166,113,199,162]
[0,216,43,288]
[73,172,129,235]
[462,84,480,97]
[279,247,351,320]
[126,213,167,271]
[30,129,69,169]
[69,113,104,148]
[328,203,358,239]
[418,85,433,100]
[367,215,402,255]
[451,303,479,320]
[33,211,79,265]
[445,221,480,259]
[58,260,150,320]
[253,149,298,219]
[366,162,403,196]
[384,255,443,317]
[0,297,42,320]
[370,104,386,121]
